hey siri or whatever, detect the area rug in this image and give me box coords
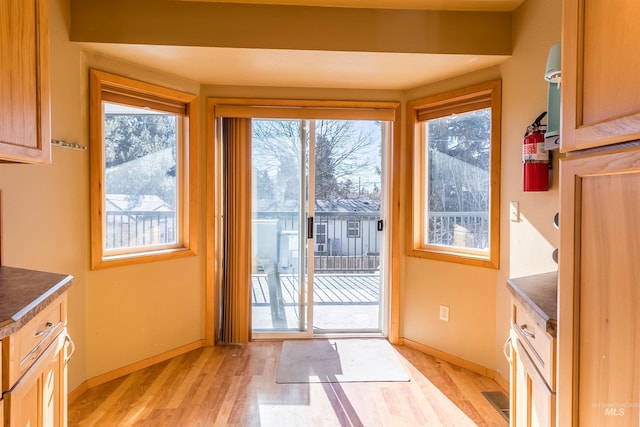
[276,339,410,383]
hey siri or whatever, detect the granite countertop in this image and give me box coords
[507,271,558,337]
[0,265,73,340]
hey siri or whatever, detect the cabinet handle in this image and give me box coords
[64,333,76,364]
[503,336,513,363]
[35,321,54,337]
[21,321,63,365]
[519,324,535,339]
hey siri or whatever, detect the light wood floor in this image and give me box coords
[69,341,508,426]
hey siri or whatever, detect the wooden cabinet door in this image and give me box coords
[558,147,640,426]
[561,0,640,151]
[4,331,65,427]
[512,338,556,427]
[512,338,529,427]
[506,335,520,427]
[0,0,50,163]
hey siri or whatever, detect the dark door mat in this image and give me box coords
[481,391,509,422]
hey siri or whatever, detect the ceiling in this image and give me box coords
[79,44,511,91]
[75,0,522,90]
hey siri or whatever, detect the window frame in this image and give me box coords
[89,69,198,269]
[406,80,501,269]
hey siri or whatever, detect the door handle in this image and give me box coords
[307,216,314,239]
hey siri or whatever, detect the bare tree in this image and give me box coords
[252,119,381,201]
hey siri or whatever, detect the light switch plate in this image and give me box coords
[510,201,520,222]
[439,305,449,322]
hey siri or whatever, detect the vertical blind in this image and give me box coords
[220,118,252,344]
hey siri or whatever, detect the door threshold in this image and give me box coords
[313,332,385,339]
[251,332,385,341]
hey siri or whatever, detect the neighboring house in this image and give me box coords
[253,198,381,273]
[105,194,176,249]
[102,145,178,249]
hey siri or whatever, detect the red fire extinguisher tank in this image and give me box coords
[522,119,549,192]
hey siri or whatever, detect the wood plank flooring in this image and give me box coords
[69,341,508,426]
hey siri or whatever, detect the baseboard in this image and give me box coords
[493,371,509,391]
[401,337,498,379]
[69,339,207,403]
[68,381,89,404]
[69,337,511,404]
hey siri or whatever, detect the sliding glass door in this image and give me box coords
[251,119,308,333]
[251,118,387,336]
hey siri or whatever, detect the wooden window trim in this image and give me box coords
[89,69,199,270]
[406,80,501,269]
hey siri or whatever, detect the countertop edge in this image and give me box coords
[507,271,558,338]
[0,274,73,340]
[13,274,73,321]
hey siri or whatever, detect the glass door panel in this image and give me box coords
[311,119,384,333]
[251,119,308,333]
[250,117,387,336]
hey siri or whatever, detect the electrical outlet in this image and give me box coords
[439,305,450,322]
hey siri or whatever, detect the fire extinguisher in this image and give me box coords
[523,112,550,192]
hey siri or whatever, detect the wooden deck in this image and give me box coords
[252,273,379,306]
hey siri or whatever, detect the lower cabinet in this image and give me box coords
[2,293,73,427]
[510,335,556,427]
[507,295,557,427]
[0,342,3,426]
[3,329,70,427]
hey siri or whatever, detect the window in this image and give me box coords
[407,80,501,268]
[347,220,360,238]
[89,69,198,269]
[315,222,327,253]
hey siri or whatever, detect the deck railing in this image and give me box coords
[254,211,381,273]
[105,210,176,249]
[105,210,488,265]
[427,211,489,249]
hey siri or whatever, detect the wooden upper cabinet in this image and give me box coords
[0,0,50,163]
[561,0,640,152]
